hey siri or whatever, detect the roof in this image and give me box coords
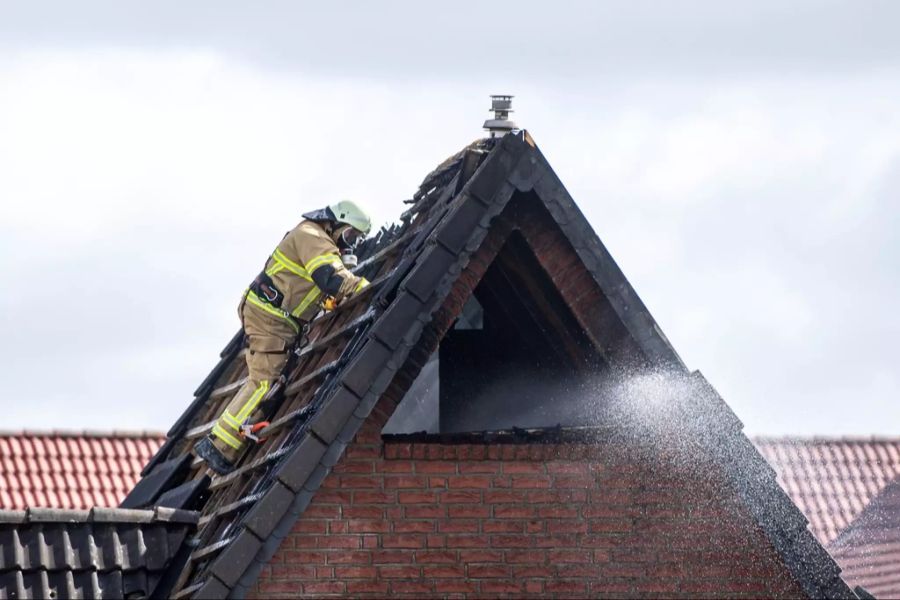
[755,437,900,544]
[0,431,166,510]
[120,132,854,598]
[0,506,197,599]
[830,477,900,598]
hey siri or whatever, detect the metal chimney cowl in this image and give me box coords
[483,94,518,138]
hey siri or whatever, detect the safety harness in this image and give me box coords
[245,247,345,333]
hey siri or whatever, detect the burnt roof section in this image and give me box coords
[383,425,617,445]
[126,132,854,599]
[0,506,197,599]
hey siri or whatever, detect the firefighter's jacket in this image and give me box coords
[244,220,367,333]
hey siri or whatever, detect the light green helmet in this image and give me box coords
[328,200,372,235]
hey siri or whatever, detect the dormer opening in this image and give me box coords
[385,226,606,435]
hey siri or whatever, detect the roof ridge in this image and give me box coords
[753,435,900,444]
[0,429,167,438]
[0,506,199,525]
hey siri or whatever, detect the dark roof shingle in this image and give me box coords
[0,506,197,599]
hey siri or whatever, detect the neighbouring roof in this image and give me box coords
[755,437,900,544]
[0,432,166,511]
[102,132,854,598]
[830,478,900,598]
[0,506,197,599]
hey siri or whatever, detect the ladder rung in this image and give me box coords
[198,492,264,528]
[185,419,216,441]
[209,376,248,401]
[352,229,413,271]
[297,308,377,360]
[208,446,292,491]
[254,405,313,440]
[189,535,234,563]
[172,581,204,599]
[284,359,341,396]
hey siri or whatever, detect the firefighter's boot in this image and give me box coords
[208,339,290,464]
[194,436,235,475]
[208,378,267,464]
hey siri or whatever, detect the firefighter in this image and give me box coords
[194,200,372,474]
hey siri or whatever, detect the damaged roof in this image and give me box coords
[0,431,165,511]
[90,132,854,598]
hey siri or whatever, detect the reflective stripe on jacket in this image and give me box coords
[246,220,365,324]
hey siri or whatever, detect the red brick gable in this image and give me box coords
[250,407,807,598]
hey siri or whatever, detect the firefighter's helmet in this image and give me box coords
[328,200,372,235]
[302,200,372,236]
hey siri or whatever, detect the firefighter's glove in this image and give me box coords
[353,278,370,295]
[323,296,339,311]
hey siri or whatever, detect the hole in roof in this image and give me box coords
[384,230,606,436]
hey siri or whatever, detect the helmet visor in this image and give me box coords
[340,226,365,250]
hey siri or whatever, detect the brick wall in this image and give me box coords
[251,411,807,598]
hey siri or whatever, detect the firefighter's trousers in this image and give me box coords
[211,301,300,462]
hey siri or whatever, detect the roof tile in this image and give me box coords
[0,506,197,599]
[829,478,900,598]
[754,437,900,544]
[0,432,165,510]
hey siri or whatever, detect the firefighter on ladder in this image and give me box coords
[194,200,372,474]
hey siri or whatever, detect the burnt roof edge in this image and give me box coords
[382,425,617,445]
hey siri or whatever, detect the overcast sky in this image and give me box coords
[1,1,898,435]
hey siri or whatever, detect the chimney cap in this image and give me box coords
[489,94,514,111]
[483,94,518,138]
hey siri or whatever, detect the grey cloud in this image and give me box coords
[1,5,898,435]
[2,1,900,80]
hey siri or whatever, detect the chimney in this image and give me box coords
[483,95,517,138]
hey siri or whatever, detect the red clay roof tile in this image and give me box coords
[830,477,900,597]
[0,431,165,510]
[754,437,900,545]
